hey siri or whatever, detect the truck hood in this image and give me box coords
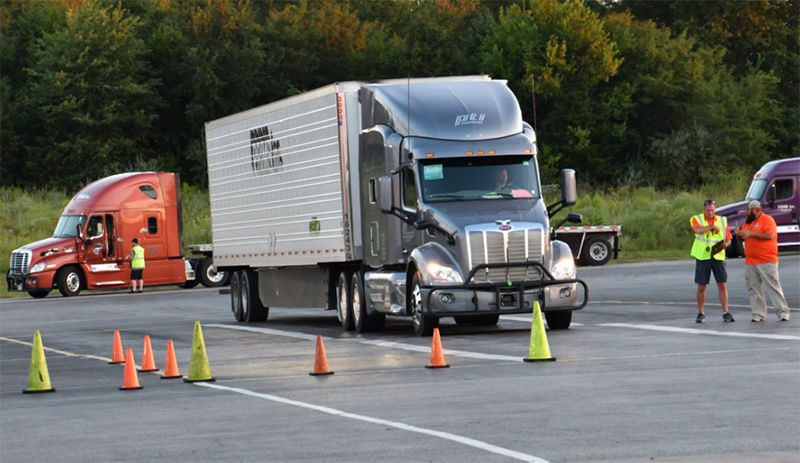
[16,237,76,254]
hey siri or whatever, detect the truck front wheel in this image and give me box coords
[198,259,229,287]
[545,310,572,330]
[581,237,612,266]
[57,266,83,297]
[410,273,437,337]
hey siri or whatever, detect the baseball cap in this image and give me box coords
[747,200,761,209]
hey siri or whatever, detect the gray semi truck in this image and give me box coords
[205,76,587,336]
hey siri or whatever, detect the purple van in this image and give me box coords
[717,157,800,257]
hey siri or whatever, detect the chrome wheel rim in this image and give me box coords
[66,272,80,293]
[337,277,348,324]
[589,243,608,261]
[206,264,225,284]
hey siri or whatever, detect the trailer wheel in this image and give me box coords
[336,272,354,331]
[240,270,268,323]
[545,310,572,330]
[454,314,499,326]
[230,271,243,322]
[352,272,384,332]
[581,237,612,266]
[410,273,438,337]
[198,259,229,287]
[28,290,50,299]
[57,266,83,297]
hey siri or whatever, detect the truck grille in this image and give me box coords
[9,250,31,274]
[467,227,544,284]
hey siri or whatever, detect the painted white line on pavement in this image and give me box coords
[206,323,525,363]
[598,323,800,341]
[196,382,549,463]
[594,300,800,311]
[0,336,113,362]
[501,315,584,326]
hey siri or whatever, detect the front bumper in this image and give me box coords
[6,271,56,292]
[422,262,588,316]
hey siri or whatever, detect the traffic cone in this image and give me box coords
[523,301,556,362]
[425,327,450,369]
[138,335,158,372]
[22,330,55,394]
[183,321,215,383]
[109,329,124,364]
[309,336,334,376]
[160,340,181,379]
[120,348,143,390]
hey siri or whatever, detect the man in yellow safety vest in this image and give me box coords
[129,238,145,293]
[690,199,734,323]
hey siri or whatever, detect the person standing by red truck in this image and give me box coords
[129,238,145,293]
[736,200,791,322]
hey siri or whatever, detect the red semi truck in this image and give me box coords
[6,172,226,298]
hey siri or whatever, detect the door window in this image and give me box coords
[87,216,104,239]
[773,179,794,200]
[105,214,116,256]
[147,216,158,235]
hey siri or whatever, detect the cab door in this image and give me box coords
[84,213,126,287]
[140,211,167,283]
[765,176,799,246]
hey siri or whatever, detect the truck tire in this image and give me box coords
[352,272,384,332]
[545,310,572,330]
[57,266,83,297]
[230,271,244,322]
[28,290,50,299]
[410,272,438,337]
[454,314,499,326]
[336,272,354,330]
[198,259,229,287]
[581,237,612,266]
[240,270,268,323]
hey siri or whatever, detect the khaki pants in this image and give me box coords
[745,262,790,320]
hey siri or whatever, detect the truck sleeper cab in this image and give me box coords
[7,172,193,297]
[206,76,588,336]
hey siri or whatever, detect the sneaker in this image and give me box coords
[779,315,790,322]
[751,315,765,323]
[696,313,706,323]
[723,312,735,323]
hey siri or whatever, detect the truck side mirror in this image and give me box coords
[379,176,393,214]
[561,169,577,206]
[567,213,582,224]
[75,224,84,241]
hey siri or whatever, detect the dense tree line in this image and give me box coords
[1,0,797,189]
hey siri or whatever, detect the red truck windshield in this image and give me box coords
[53,215,87,238]
[420,156,539,202]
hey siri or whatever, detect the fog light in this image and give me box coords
[439,293,454,304]
[559,288,572,298]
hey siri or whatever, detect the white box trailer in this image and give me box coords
[206,76,588,335]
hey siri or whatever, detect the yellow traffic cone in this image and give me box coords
[183,321,215,383]
[23,330,55,393]
[523,301,556,362]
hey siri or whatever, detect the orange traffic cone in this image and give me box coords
[109,329,124,364]
[425,327,449,369]
[160,340,181,379]
[139,335,158,372]
[119,348,142,390]
[309,336,334,376]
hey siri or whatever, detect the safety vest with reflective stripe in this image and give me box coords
[690,214,727,261]
[132,245,145,269]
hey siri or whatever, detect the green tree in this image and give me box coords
[22,0,160,187]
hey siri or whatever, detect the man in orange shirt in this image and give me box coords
[736,200,790,322]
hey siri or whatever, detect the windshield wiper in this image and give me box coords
[481,192,514,199]
[428,193,467,200]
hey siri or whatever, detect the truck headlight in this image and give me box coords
[29,262,46,274]
[426,262,463,284]
[550,259,575,280]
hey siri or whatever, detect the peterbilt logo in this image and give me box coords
[496,219,512,231]
[454,113,486,126]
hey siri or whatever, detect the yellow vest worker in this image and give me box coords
[690,199,734,324]
[129,238,145,293]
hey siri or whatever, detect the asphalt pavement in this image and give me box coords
[1,256,798,463]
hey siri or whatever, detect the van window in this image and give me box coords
[139,185,157,200]
[147,217,158,234]
[774,179,793,200]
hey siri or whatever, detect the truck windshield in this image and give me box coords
[53,215,87,238]
[745,178,767,201]
[419,156,539,202]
